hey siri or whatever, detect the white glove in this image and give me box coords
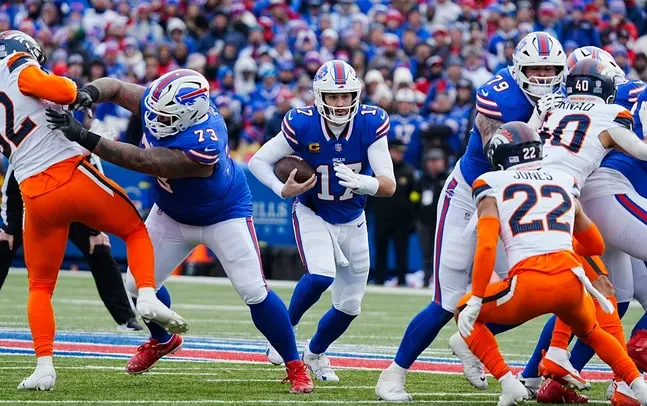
[458,296,483,338]
[528,92,564,131]
[333,162,379,196]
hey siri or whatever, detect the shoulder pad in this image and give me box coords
[614,108,634,131]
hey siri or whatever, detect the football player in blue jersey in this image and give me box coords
[388,88,426,169]
[248,60,396,381]
[45,69,314,394]
[375,32,568,402]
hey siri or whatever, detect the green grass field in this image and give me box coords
[0,270,639,405]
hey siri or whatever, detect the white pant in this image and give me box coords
[631,257,647,310]
[582,189,647,304]
[431,163,509,312]
[292,202,369,316]
[126,204,268,305]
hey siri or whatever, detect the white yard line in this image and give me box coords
[0,400,613,404]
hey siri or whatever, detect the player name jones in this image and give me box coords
[512,172,555,181]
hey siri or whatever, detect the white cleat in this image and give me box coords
[498,374,528,406]
[375,367,412,402]
[265,326,297,366]
[303,342,339,382]
[606,380,615,400]
[449,332,488,390]
[611,380,640,405]
[266,344,284,366]
[539,347,590,390]
[630,377,647,406]
[516,373,541,400]
[136,288,189,334]
[18,366,56,391]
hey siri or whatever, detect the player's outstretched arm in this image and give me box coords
[17,64,77,105]
[602,126,647,160]
[73,78,145,116]
[45,109,212,179]
[471,197,500,299]
[475,113,504,147]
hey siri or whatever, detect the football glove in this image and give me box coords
[333,162,379,196]
[46,108,101,152]
[528,92,564,131]
[457,296,483,338]
[69,85,100,118]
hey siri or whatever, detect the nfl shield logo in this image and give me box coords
[335,143,342,152]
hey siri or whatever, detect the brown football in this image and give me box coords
[274,155,315,183]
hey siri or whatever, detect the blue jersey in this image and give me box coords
[388,113,426,168]
[600,81,647,197]
[140,87,253,226]
[460,67,533,186]
[281,105,389,224]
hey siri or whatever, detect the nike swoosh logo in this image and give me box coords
[380,110,386,119]
[482,90,489,97]
[287,111,293,120]
[204,147,219,152]
[357,221,365,228]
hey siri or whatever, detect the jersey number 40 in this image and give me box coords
[504,183,572,236]
[540,114,591,154]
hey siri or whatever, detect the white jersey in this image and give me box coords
[541,100,633,187]
[473,170,578,269]
[0,55,85,184]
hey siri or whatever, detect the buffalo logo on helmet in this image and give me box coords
[314,64,329,82]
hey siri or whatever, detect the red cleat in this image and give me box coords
[126,334,183,375]
[283,360,314,394]
[537,378,588,404]
[627,330,647,371]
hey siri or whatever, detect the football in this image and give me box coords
[274,155,315,183]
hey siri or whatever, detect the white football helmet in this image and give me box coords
[312,60,362,125]
[0,30,46,65]
[513,32,566,98]
[565,46,625,84]
[144,69,211,138]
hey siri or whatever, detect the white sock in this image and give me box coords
[386,362,408,375]
[36,356,53,368]
[138,287,156,299]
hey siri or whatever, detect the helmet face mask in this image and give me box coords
[144,69,211,139]
[0,30,46,65]
[513,32,566,99]
[313,60,362,125]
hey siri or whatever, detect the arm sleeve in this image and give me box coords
[573,222,605,257]
[183,146,220,166]
[248,132,295,198]
[607,126,647,160]
[17,65,77,105]
[367,135,395,183]
[471,216,500,298]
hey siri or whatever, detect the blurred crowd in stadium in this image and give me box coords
[1,0,645,285]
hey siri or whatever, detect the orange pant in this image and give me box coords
[21,157,155,357]
[550,255,626,361]
[457,269,639,385]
